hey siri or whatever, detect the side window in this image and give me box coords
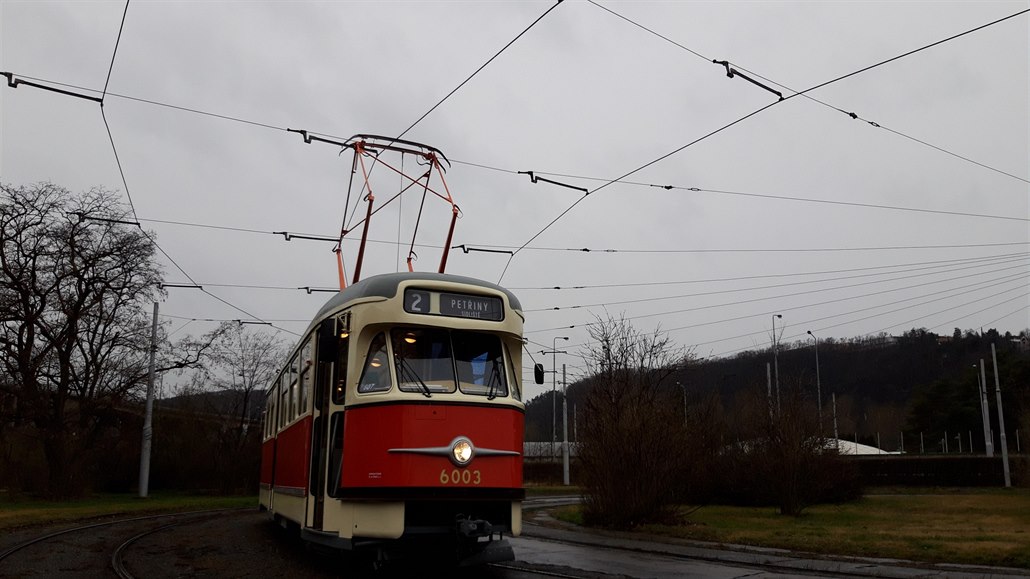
[506,344,521,401]
[288,354,299,421]
[358,333,393,393]
[332,336,350,405]
[269,388,277,433]
[300,339,313,414]
[279,376,289,429]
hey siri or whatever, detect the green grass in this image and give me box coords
[554,488,1030,569]
[524,485,582,496]
[0,492,257,530]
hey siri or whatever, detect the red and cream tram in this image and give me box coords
[259,271,540,566]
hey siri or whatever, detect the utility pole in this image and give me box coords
[677,381,686,426]
[543,337,568,459]
[807,330,822,431]
[832,392,839,451]
[138,301,159,498]
[772,314,782,414]
[562,364,570,486]
[991,343,1011,487]
[766,363,773,417]
[978,360,994,457]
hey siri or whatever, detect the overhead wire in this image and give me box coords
[394,0,564,140]
[91,5,300,337]
[977,303,1030,330]
[8,7,1025,343]
[622,272,1029,362]
[495,3,1030,281]
[112,214,1030,256]
[926,291,1030,335]
[522,253,1030,313]
[453,159,1030,223]
[587,0,1030,185]
[508,252,1030,291]
[694,271,1028,348]
[102,1,130,101]
[495,99,781,283]
[526,259,1030,335]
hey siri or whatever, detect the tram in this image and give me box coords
[258,271,541,566]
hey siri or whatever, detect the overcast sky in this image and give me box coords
[3,0,1028,401]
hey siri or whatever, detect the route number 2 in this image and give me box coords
[406,290,430,314]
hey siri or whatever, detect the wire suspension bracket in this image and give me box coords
[712,60,784,101]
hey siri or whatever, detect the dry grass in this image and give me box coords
[555,488,1030,569]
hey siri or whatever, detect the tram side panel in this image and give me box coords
[272,415,313,523]
[259,437,275,509]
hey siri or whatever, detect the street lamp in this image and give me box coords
[677,381,686,425]
[772,314,782,413]
[542,336,569,458]
[807,330,822,431]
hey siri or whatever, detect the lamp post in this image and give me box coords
[542,336,569,458]
[772,314,782,414]
[677,381,686,426]
[807,330,822,431]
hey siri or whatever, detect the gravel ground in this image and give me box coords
[1,510,595,578]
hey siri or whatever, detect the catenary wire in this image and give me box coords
[101,104,296,333]
[126,214,1030,256]
[927,291,1030,334]
[496,99,781,283]
[707,278,1029,359]
[453,159,1029,223]
[172,253,1026,295]
[7,73,288,132]
[977,303,1030,330]
[102,1,130,101]
[588,1,1030,185]
[497,5,1030,282]
[508,252,1030,291]
[395,0,564,140]
[660,270,1028,346]
[522,253,1030,313]
[526,261,1030,335]
[583,272,1029,362]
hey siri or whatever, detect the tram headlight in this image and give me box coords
[451,438,474,466]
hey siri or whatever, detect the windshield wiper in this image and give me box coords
[486,363,504,400]
[395,355,432,398]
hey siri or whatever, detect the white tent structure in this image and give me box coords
[829,439,901,455]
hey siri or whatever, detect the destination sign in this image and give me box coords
[404,289,503,321]
[440,292,503,320]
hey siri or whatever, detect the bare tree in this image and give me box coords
[727,380,860,515]
[0,182,215,496]
[577,314,694,528]
[181,322,286,491]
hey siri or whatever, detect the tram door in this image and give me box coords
[311,318,347,529]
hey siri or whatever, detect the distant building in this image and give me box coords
[828,439,901,455]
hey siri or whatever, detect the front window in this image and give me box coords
[392,328,456,394]
[453,331,508,398]
[390,327,508,398]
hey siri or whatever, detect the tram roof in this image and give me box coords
[313,272,522,320]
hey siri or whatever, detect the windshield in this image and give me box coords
[392,328,456,394]
[391,328,509,398]
[453,331,508,398]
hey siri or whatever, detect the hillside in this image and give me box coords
[526,328,1030,453]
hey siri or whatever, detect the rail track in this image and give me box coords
[0,507,247,577]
